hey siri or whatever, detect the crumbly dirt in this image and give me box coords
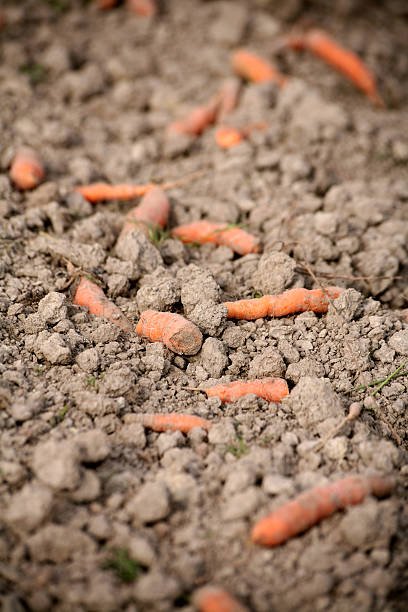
[1,1,408,611]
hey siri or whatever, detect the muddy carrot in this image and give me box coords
[171,220,259,255]
[231,49,288,87]
[223,287,344,320]
[126,0,157,16]
[9,147,44,190]
[120,187,170,237]
[133,413,211,434]
[73,276,132,332]
[251,474,394,547]
[286,29,384,107]
[193,585,249,612]
[136,310,203,355]
[185,378,289,403]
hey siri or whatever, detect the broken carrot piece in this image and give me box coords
[251,474,394,547]
[231,49,288,87]
[120,187,170,238]
[136,310,203,355]
[73,276,132,332]
[171,220,259,255]
[186,378,289,403]
[215,127,245,149]
[223,287,344,319]
[193,585,249,612]
[133,413,211,434]
[9,147,44,190]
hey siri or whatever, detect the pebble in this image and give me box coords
[126,482,171,524]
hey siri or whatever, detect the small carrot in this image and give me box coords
[185,378,289,403]
[76,170,202,203]
[120,187,170,238]
[231,49,288,87]
[126,0,157,16]
[9,147,45,190]
[168,100,219,137]
[223,287,344,320]
[193,585,249,612]
[136,310,203,355]
[132,413,212,434]
[286,29,384,107]
[251,474,394,547]
[73,276,132,332]
[171,220,259,255]
[215,122,268,149]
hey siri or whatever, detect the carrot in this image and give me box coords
[286,29,384,107]
[126,0,157,16]
[193,585,249,612]
[185,378,289,403]
[76,170,202,203]
[168,100,219,137]
[132,413,212,434]
[136,310,203,355]
[171,220,259,255]
[215,122,268,149]
[120,187,170,238]
[73,276,132,332]
[251,474,394,547]
[223,287,344,320]
[231,49,288,87]
[95,0,118,9]
[9,147,44,190]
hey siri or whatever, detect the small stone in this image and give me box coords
[5,483,53,532]
[27,524,96,562]
[75,429,110,463]
[33,439,81,490]
[222,486,259,520]
[127,482,171,524]
[76,348,100,373]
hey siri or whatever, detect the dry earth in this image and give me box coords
[1,1,408,611]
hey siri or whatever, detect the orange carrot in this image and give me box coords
[120,187,170,237]
[171,220,259,255]
[133,413,212,434]
[168,101,219,137]
[73,276,132,332]
[223,287,344,320]
[231,49,288,87]
[251,474,394,547]
[286,29,384,107]
[215,122,268,149]
[136,310,203,355]
[9,147,44,190]
[193,586,249,612]
[186,378,289,403]
[126,0,157,16]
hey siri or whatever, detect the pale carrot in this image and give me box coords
[73,276,132,332]
[185,378,289,403]
[171,220,259,255]
[120,187,170,237]
[251,474,394,547]
[231,49,288,87]
[126,0,157,15]
[136,310,203,355]
[223,287,344,320]
[132,413,212,434]
[9,147,44,190]
[193,585,249,612]
[286,29,384,107]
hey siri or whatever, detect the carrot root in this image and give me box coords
[231,48,288,87]
[73,276,132,332]
[133,413,212,434]
[193,585,249,612]
[136,310,203,355]
[120,187,170,238]
[171,220,259,255]
[186,378,289,403]
[9,147,44,191]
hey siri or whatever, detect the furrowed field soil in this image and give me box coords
[0,1,408,611]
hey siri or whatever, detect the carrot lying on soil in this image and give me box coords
[132,413,212,434]
[9,147,45,190]
[119,187,170,238]
[193,585,249,612]
[251,474,394,547]
[73,276,132,332]
[215,122,268,149]
[223,287,343,320]
[95,0,118,9]
[185,378,289,403]
[168,99,219,137]
[171,220,259,255]
[231,49,288,87]
[136,310,203,355]
[126,0,157,16]
[286,28,384,107]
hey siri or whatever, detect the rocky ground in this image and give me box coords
[1,1,408,611]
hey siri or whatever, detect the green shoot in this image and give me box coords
[103,549,143,583]
[346,368,408,394]
[226,436,247,457]
[371,361,407,396]
[19,63,47,85]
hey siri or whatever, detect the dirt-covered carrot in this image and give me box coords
[171,220,259,255]
[136,310,203,355]
[9,147,44,190]
[120,187,170,237]
[286,29,384,107]
[73,276,132,332]
[133,413,211,434]
[223,287,343,320]
[193,585,249,612]
[251,474,394,547]
[231,49,288,87]
[126,0,157,16]
[186,378,289,403]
